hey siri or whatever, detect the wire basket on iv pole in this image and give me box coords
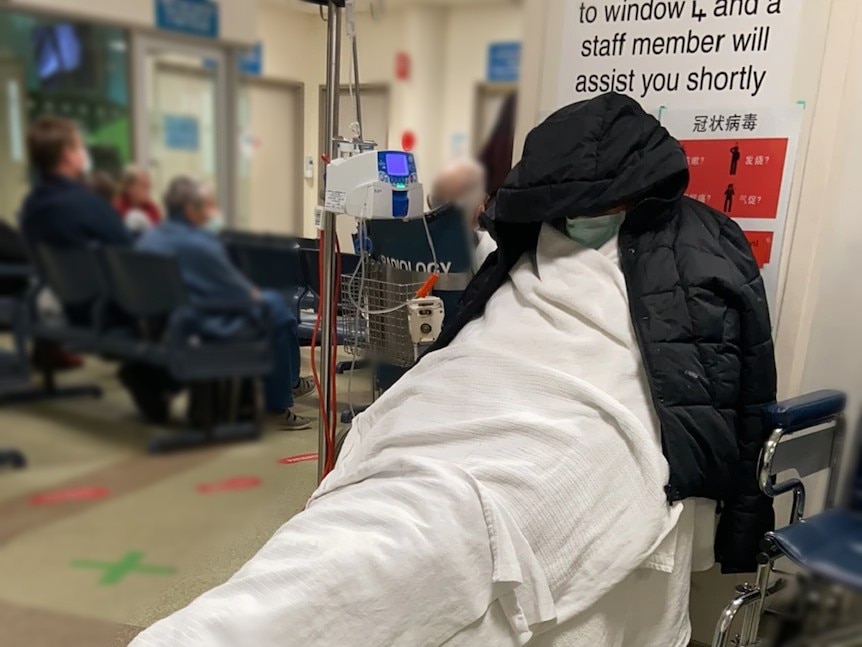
[341,261,427,368]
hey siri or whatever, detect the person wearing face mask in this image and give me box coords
[20,116,131,252]
[116,165,163,234]
[18,116,132,380]
[433,92,777,582]
[136,177,313,430]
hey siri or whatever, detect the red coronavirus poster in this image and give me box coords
[661,106,803,313]
[680,138,788,221]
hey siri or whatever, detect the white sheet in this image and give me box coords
[132,225,696,647]
[475,229,498,267]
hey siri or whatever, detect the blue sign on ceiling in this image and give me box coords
[487,42,522,83]
[155,0,220,39]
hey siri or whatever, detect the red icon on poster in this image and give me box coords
[744,231,774,269]
[681,138,789,219]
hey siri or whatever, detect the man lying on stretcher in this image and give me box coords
[131,93,776,647]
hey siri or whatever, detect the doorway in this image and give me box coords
[237,78,304,234]
[473,83,518,154]
[132,36,230,215]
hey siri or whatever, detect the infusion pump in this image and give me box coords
[324,150,424,220]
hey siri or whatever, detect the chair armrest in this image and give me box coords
[762,390,847,432]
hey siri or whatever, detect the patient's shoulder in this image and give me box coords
[678,197,760,282]
[679,196,728,234]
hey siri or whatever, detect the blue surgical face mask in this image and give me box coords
[565,211,626,249]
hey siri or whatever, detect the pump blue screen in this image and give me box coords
[385,153,409,176]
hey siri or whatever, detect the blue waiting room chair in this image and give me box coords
[2,250,102,404]
[223,233,319,335]
[100,247,274,453]
[0,263,32,469]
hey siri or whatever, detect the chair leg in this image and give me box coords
[712,574,788,647]
[713,585,761,647]
[149,381,261,453]
[0,365,102,404]
[741,561,774,645]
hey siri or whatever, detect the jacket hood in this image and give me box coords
[495,93,689,224]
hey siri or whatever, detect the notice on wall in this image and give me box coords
[488,42,522,83]
[661,104,803,309]
[239,43,264,77]
[556,0,803,110]
[155,0,220,39]
[163,114,200,151]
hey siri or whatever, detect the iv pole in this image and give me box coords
[318,0,343,483]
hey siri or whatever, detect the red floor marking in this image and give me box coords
[278,453,319,465]
[196,476,262,494]
[29,487,111,506]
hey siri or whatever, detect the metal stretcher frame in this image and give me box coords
[712,390,848,647]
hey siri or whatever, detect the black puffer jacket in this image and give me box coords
[431,93,777,574]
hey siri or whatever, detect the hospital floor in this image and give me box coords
[0,351,369,647]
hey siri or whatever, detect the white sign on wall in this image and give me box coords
[556,0,804,109]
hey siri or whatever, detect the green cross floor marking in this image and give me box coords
[72,551,176,586]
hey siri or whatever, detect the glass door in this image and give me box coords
[133,36,230,213]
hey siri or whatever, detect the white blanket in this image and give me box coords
[132,225,692,647]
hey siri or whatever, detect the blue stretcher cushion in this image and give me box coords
[762,390,846,431]
[769,509,862,592]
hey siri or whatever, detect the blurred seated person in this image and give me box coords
[18,117,127,371]
[88,170,120,208]
[0,219,30,297]
[117,165,162,234]
[20,117,130,254]
[19,117,180,405]
[137,177,313,430]
[429,158,497,267]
